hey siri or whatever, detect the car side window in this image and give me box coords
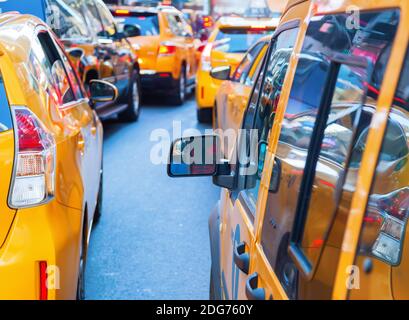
[232,42,265,84]
[167,13,185,37]
[244,43,268,87]
[46,0,91,41]
[351,48,409,299]
[237,27,299,211]
[36,31,78,106]
[93,0,117,37]
[83,0,105,36]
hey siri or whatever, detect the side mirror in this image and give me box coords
[210,66,231,81]
[89,80,118,103]
[168,135,220,177]
[67,48,84,60]
[124,24,141,38]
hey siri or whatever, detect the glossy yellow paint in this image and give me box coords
[218,0,409,300]
[196,17,279,110]
[0,14,103,299]
[113,6,197,83]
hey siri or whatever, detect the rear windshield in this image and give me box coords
[214,28,273,53]
[114,13,159,36]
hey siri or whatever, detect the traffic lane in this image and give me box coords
[85,95,221,299]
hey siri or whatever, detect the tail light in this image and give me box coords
[9,107,56,208]
[360,187,409,265]
[201,43,213,72]
[159,43,176,56]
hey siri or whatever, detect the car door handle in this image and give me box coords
[233,241,249,274]
[246,273,265,300]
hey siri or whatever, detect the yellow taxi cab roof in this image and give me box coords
[0,13,45,62]
[216,16,280,29]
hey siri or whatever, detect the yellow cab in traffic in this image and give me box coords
[0,13,116,299]
[195,16,279,123]
[168,0,409,300]
[110,5,197,105]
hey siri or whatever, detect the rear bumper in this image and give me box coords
[140,72,178,94]
[0,201,83,300]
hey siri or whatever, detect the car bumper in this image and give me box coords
[140,72,178,93]
[0,201,82,300]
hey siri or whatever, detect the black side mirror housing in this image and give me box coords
[210,66,231,81]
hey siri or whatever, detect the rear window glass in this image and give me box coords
[114,13,159,36]
[214,28,272,53]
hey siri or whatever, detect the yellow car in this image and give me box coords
[169,0,409,300]
[110,5,198,105]
[196,16,279,123]
[0,13,116,300]
[213,36,270,157]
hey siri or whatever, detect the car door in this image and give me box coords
[248,9,400,300]
[219,24,300,301]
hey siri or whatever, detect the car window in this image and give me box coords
[36,31,78,105]
[115,12,159,36]
[259,10,399,300]
[167,13,185,37]
[214,28,273,54]
[83,0,105,35]
[46,0,91,40]
[93,0,116,37]
[351,48,409,299]
[245,43,268,87]
[236,26,299,214]
[232,42,265,84]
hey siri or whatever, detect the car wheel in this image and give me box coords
[76,224,87,300]
[170,66,186,106]
[118,71,140,122]
[93,167,103,226]
[197,108,212,123]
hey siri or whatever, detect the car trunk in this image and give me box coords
[129,35,161,71]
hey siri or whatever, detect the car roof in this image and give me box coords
[216,16,280,29]
[0,13,46,63]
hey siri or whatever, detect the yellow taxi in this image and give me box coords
[168,0,409,300]
[195,16,279,123]
[110,5,198,105]
[212,35,270,156]
[0,13,116,300]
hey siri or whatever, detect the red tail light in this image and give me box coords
[39,261,48,300]
[9,107,56,208]
[159,44,177,55]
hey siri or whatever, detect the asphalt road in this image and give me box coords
[85,94,220,300]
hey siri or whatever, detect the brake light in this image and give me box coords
[249,26,268,31]
[39,261,48,300]
[201,43,213,72]
[159,44,176,55]
[9,107,56,208]
[115,9,130,16]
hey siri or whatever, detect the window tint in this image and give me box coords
[237,27,299,212]
[214,28,273,54]
[37,31,77,105]
[260,10,399,300]
[117,13,159,36]
[352,49,409,299]
[47,0,91,40]
[232,42,265,84]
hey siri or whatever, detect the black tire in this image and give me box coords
[93,167,103,226]
[76,222,87,300]
[118,71,141,122]
[170,66,186,106]
[197,108,212,123]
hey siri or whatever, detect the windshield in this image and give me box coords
[214,28,272,53]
